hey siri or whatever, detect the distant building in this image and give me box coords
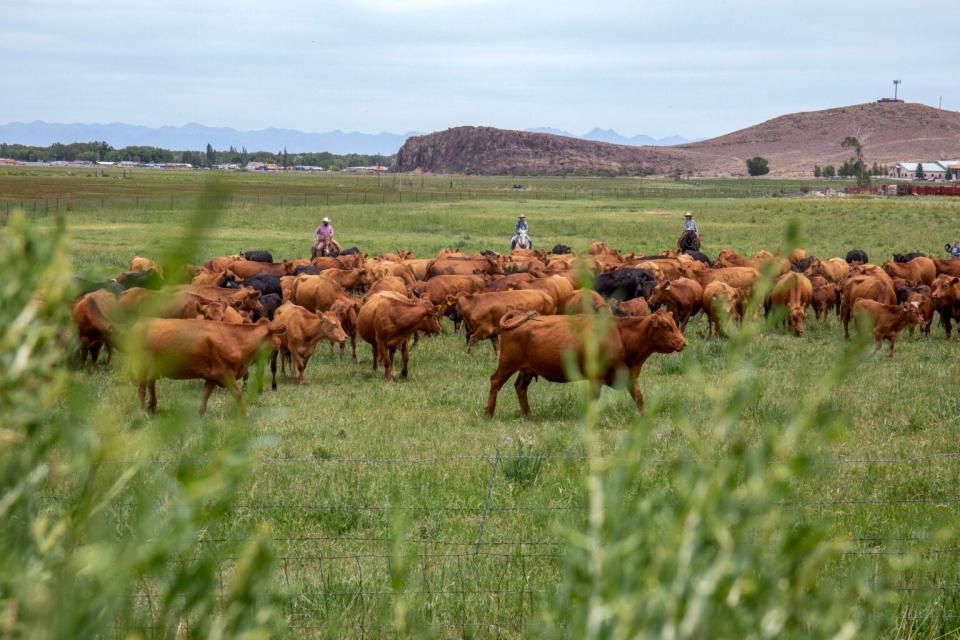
[294,165,326,172]
[245,162,267,171]
[889,162,949,181]
[345,165,389,174]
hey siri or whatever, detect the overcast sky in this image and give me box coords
[3,0,957,139]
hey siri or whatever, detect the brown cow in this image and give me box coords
[484,309,686,417]
[768,272,813,336]
[932,258,960,277]
[364,275,409,300]
[805,258,849,283]
[811,280,841,321]
[647,278,703,332]
[290,275,353,313]
[130,256,161,274]
[852,299,919,356]
[684,265,760,293]
[514,275,575,309]
[882,257,936,286]
[363,261,417,287]
[905,292,934,337]
[428,255,504,277]
[456,289,557,353]
[377,250,415,262]
[319,268,365,292]
[204,255,243,272]
[840,274,896,339]
[192,268,234,286]
[403,259,433,281]
[130,318,283,414]
[270,303,347,386]
[72,289,117,368]
[313,253,365,271]
[587,241,611,255]
[609,297,651,317]
[484,272,536,292]
[702,281,740,338]
[931,275,960,338]
[410,274,486,331]
[329,298,362,361]
[227,259,291,279]
[196,300,252,324]
[562,289,606,314]
[357,292,443,381]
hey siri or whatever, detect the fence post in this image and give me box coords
[474,447,501,554]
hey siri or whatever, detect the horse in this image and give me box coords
[311,237,340,259]
[677,230,700,252]
[512,229,532,250]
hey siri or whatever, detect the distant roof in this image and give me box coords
[896,162,948,171]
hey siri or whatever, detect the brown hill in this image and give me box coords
[391,102,960,176]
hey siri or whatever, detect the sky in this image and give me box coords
[2,0,958,139]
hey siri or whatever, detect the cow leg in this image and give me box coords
[228,378,248,415]
[886,335,896,357]
[514,371,534,417]
[400,340,410,379]
[351,335,357,362]
[466,331,478,355]
[485,366,516,417]
[200,381,215,415]
[104,342,112,365]
[628,370,645,412]
[383,345,397,381]
[490,334,500,355]
[138,382,147,411]
[292,351,306,384]
[941,311,953,338]
[270,349,278,390]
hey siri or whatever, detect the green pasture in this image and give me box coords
[15,173,960,637]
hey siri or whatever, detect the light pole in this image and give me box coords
[893,79,901,101]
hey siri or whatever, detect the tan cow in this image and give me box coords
[270,303,347,385]
[357,292,443,380]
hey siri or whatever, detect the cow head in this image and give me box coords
[787,302,806,336]
[648,281,671,309]
[238,287,264,313]
[647,309,687,354]
[316,310,348,344]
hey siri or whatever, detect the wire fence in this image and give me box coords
[79,447,960,636]
[0,185,816,225]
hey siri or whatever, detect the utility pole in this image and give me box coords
[893,79,901,101]
[377,153,381,187]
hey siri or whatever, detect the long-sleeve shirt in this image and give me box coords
[949,244,960,259]
[683,219,699,233]
[515,220,528,233]
[315,224,334,239]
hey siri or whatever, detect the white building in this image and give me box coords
[889,162,949,181]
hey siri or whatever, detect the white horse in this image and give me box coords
[512,229,532,250]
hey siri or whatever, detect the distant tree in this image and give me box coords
[916,163,924,180]
[281,147,290,168]
[745,157,769,176]
[205,143,215,166]
[669,168,683,182]
[822,165,836,178]
[841,136,869,184]
[813,165,822,178]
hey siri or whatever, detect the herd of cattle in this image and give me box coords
[69,242,960,417]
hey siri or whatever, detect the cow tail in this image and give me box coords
[500,310,539,330]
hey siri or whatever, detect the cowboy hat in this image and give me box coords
[518,214,526,218]
[684,212,693,217]
[322,216,330,223]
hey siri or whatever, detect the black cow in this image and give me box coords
[255,293,282,321]
[791,256,815,272]
[292,264,323,276]
[221,274,282,298]
[593,268,656,301]
[845,249,869,265]
[684,250,713,267]
[116,269,164,290]
[551,244,573,255]
[893,252,926,263]
[895,283,931,304]
[340,246,362,255]
[242,250,274,263]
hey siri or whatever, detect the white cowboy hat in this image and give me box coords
[518,214,526,218]
[322,217,330,223]
[684,212,693,217]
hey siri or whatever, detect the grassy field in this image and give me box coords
[13,170,960,636]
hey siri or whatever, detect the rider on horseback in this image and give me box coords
[677,212,701,252]
[313,217,341,257]
[511,214,532,250]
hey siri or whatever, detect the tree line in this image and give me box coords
[0,141,394,171]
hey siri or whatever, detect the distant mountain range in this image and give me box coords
[525,127,696,146]
[0,121,695,155]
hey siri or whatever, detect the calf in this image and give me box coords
[130,318,283,414]
[852,299,919,356]
[840,275,896,339]
[811,281,840,321]
[647,278,703,332]
[257,293,282,321]
[931,275,960,338]
[409,274,486,331]
[357,292,443,381]
[905,292,934,337]
[882,257,936,286]
[270,303,347,386]
[484,309,686,417]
